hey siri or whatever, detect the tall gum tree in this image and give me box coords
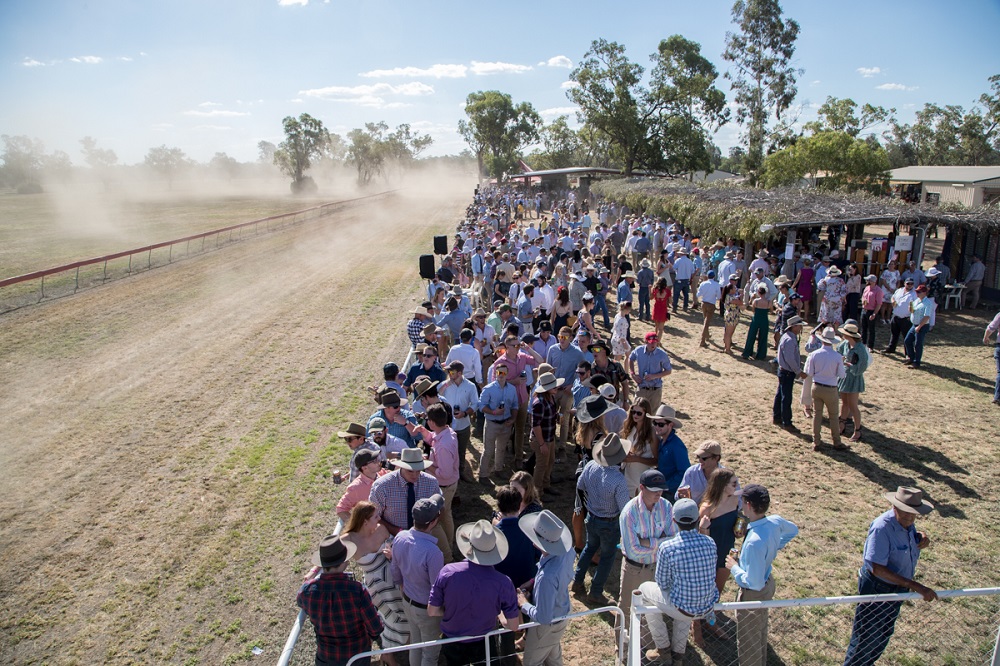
[459,90,540,182]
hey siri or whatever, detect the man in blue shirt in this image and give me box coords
[725,484,799,666]
[843,487,936,666]
[518,509,575,666]
[629,333,673,415]
[477,364,518,484]
[546,326,585,456]
[404,345,448,395]
[638,498,719,665]
[648,404,688,498]
[617,271,636,307]
[903,285,933,369]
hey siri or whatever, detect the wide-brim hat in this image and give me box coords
[838,323,862,339]
[784,315,806,330]
[519,510,572,556]
[817,327,840,345]
[646,404,683,429]
[640,259,651,268]
[593,432,628,467]
[412,307,428,316]
[926,267,941,278]
[774,275,790,286]
[576,394,615,424]
[884,486,934,515]
[392,447,431,471]
[757,250,768,259]
[311,534,357,568]
[712,241,725,249]
[588,340,611,355]
[422,323,437,336]
[412,376,439,399]
[337,422,367,439]
[534,372,565,394]
[456,519,509,565]
[724,251,735,259]
[381,392,408,408]
[621,271,637,279]
[473,308,488,318]
[677,247,689,255]
[827,266,843,276]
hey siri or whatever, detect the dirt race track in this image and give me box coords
[2,183,1000,666]
[0,184,471,664]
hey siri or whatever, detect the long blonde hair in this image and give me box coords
[700,469,736,515]
[344,501,377,535]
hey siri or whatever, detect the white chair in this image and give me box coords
[944,286,964,311]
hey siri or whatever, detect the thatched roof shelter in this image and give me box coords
[592,179,1000,242]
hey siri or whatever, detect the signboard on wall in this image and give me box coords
[895,235,914,251]
[871,239,887,252]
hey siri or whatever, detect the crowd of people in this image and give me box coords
[295,185,979,666]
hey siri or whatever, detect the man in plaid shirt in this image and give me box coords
[638,498,719,666]
[297,535,383,666]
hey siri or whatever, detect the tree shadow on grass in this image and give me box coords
[909,360,995,396]
[668,351,723,378]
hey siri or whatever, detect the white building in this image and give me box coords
[889,166,1000,207]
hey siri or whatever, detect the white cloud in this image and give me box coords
[857,67,881,78]
[193,125,233,131]
[278,0,308,5]
[876,83,918,91]
[70,55,103,64]
[540,106,578,118]
[152,123,173,131]
[183,109,251,117]
[810,80,821,86]
[360,64,468,79]
[540,55,572,69]
[299,82,433,107]
[198,101,223,107]
[470,61,532,75]
[140,52,149,57]
[22,57,45,67]
[560,80,580,90]
[290,98,305,104]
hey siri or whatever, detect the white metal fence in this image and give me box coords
[628,586,1000,666]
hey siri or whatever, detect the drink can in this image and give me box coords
[332,469,343,484]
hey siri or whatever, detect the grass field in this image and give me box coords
[0,184,997,665]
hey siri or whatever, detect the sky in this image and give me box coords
[1,0,998,166]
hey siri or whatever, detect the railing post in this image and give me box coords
[148,248,152,269]
[39,276,45,301]
[484,633,491,664]
[169,245,173,263]
[992,618,1000,666]
[629,592,642,666]
[103,260,108,281]
[75,267,80,292]
[127,255,132,275]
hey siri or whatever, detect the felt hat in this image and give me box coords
[534,372,565,394]
[817,327,840,345]
[456,520,509,565]
[412,376,439,399]
[381,391,408,408]
[338,423,367,439]
[311,534,356,568]
[576,394,615,424]
[884,486,934,515]
[784,315,806,331]
[519,510,572,556]
[391,447,431,471]
[593,432,628,467]
[646,404,683,428]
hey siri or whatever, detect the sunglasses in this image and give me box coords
[630,409,645,416]
[558,335,571,340]
[652,421,670,428]
[576,370,587,375]
[422,353,436,358]
[697,455,718,462]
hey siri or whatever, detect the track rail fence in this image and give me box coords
[0,190,395,313]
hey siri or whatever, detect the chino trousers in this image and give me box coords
[637,386,663,411]
[402,601,442,666]
[638,581,695,655]
[530,433,556,491]
[700,302,716,345]
[736,576,776,666]
[555,389,575,452]
[811,384,842,447]
[522,620,568,666]
[619,558,656,637]
[481,420,512,480]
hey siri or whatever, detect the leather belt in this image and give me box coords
[403,593,428,609]
[624,557,654,569]
[815,382,837,388]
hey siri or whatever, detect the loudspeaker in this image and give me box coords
[433,235,448,255]
[419,254,436,280]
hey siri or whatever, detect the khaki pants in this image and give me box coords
[965,279,983,309]
[637,386,663,411]
[402,599,442,666]
[481,419,512,479]
[736,576,775,666]
[530,434,556,491]
[555,389,574,451]
[522,619,568,666]
[700,302,716,345]
[638,581,695,654]
[811,383,842,447]
[430,522,453,565]
[619,558,656,636]
[439,483,457,555]
[513,401,529,466]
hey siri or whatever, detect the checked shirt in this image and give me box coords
[654,530,720,616]
[296,571,383,663]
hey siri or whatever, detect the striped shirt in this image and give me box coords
[577,460,629,519]
[619,495,677,564]
[369,470,441,531]
[654,530,720,616]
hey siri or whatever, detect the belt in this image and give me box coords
[624,556,654,569]
[815,382,837,388]
[403,593,428,609]
[589,515,616,521]
[677,607,697,618]
[486,418,508,423]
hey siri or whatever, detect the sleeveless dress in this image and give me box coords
[708,509,739,569]
[837,340,870,394]
[552,303,571,332]
[724,292,742,327]
[819,277,846,327]
[796,267,814,301]
[357,541,410,648]
[652,289,670,324]
[622,436,655,497]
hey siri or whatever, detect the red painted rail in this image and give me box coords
[0,190,395,289]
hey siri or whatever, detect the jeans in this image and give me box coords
[843,568,905,666]
[994,347,1000,402]
[773,369,796,425]
[574,515,621,597]
[860,311,877,349]
[672,279,690,310]
[903,325,928,366]
[593,294,611,328]
[638,286,651,320]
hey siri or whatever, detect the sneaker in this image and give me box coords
[645,647,672,664]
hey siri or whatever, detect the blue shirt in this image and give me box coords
[521,549,576,625]
[656,432,689,498]
[405,361,447,390]
[731,515,799,591]
[629,346,672,389]
[571,378,591,407]
[546,343,585,385]
[390,528,444,605]
[617,281,633,303]
[478,381,519,421]
[862,509,921,582]
[577,460,629,519]
[654,530,721,616]
[495,516,540,589]
[368,408,418,446]
[437,309,468,339]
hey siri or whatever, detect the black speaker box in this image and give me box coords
[419,255,436,280]
[433,235,448,255]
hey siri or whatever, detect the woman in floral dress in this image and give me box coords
[818,266,847,327]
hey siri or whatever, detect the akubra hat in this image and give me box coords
[784,315,806,331]
[456,520,509,565]
[519,510,572,556]
[884,486,934,515]
[827,266,843,277]
[593,432,628,467]
[646,403,683,428]
[311,534,356,568]
[774,275,790,286]
[337,422,367,439]
[412,376,439,399]
[838,322,862,339]
[391,447,431,471]
[534,372,565,394]
[576,394,615,424]
[817,327,840,345]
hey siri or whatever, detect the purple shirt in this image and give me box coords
[428,561,519,639]
[390,528,443,605]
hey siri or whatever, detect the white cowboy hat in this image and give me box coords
[456,520,509,565]
[519,510,572,556]
[391,447,431,471]
[645,404,683,429]
[534,372,566,394]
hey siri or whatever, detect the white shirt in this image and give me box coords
[748,258,770,275]
[717,259,736,284]
[697,279,722,305]
[445,343,484,384]
[891,287,918,319]
[534,283,555,312]
[440,378,481,431]
[673,256,696,280]
[804,345,846,387]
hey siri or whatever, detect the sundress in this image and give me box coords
[356,541,409,648]
[723,292,742,328]
[819,276,846,327]
[611,313,631,357]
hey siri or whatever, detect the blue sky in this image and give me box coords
[1,0,997,166]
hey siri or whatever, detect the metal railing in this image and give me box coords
[0,190,395,313]
[627,586,1000,666]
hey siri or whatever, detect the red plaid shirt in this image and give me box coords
[297,571,383,663]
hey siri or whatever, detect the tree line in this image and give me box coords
[459,0,1000,191]
[0,113,436,195]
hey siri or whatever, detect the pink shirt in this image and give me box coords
[429,427,460,487]
[861,285,884,311]
[491,351,539,405]
[335,473,374,516]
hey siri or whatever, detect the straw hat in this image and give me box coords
[838,322,862,339]
[827,266,843,277]
[646,404,683,428]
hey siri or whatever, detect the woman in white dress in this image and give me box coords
[611,300,633,361]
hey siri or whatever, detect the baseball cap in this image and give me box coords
[639,469,667,492]
[673,498,700,525]
[412,494,445,524]
[741,484,770,507]
[368,417,388,432]
[353,449,379,468]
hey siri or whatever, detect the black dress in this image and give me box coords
[708,509,739,570]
